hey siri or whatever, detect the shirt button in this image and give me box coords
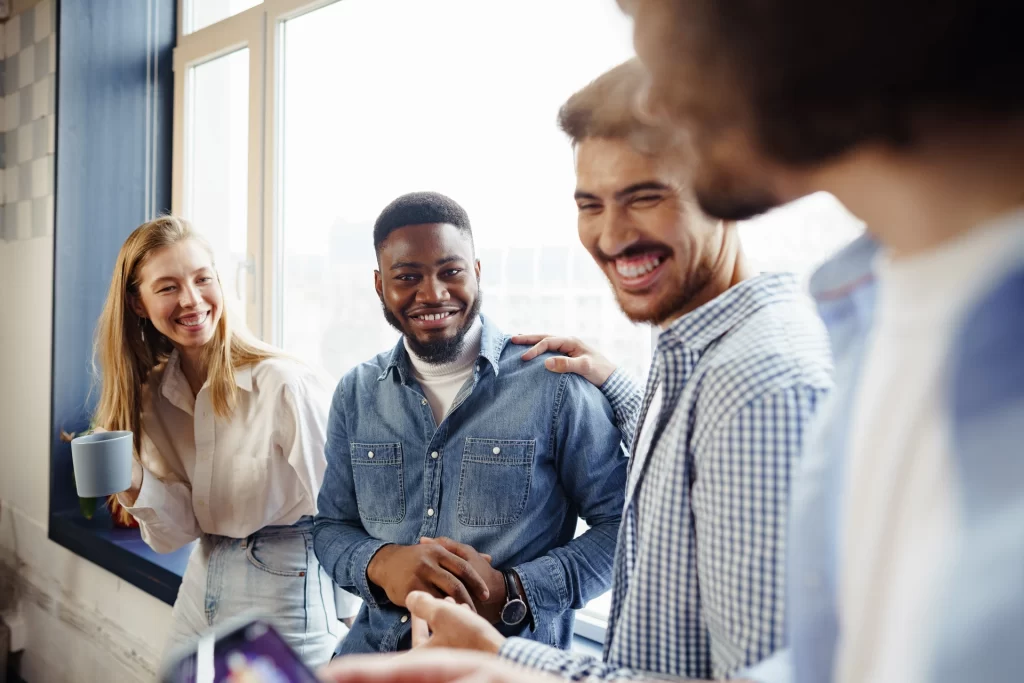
[427,508,435,517]
[400,615,409,623]
[492,447,501,455]
[421,399,428,406]
[367,451,374,459]
[431,451,439,459]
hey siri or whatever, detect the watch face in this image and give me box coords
[501,598,528,626]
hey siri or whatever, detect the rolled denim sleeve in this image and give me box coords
[313,378,392,609]
[513,373,628,620]
[601,368,643,448]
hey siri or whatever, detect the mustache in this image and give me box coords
[595,241,672,262]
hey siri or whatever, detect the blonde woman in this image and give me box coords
[93,215,348,669]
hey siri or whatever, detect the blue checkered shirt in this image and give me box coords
[500,273,833,680]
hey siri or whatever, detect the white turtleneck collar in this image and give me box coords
[404,316,483,423]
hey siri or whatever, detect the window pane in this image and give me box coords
[279,0,644,383]
[186,0,262,34]
[186,49,249,325]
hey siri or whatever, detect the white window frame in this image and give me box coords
[171,0,631,644]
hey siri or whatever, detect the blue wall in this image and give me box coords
[50,0,175,513]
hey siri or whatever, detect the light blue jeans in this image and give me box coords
[162,517,340,671]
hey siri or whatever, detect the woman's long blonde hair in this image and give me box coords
[93,215,277,463]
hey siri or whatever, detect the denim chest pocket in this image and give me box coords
[351,442,406,524]
[457,438,535,527]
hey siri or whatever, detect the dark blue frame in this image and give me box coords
[48,0,185,605]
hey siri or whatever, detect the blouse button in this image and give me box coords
[421,399,428,406]
[401,615,409,623]
[427,508,435,517]
[492,447,501,455]
[367,451,374,459]
[431,451,439,459]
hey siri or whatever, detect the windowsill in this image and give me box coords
[48,509,189,605]
[571,632,604,656]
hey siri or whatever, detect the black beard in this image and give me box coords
[382,289,483,364]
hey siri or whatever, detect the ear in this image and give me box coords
[374,270,383,300]
[474,259,482,280]
[129,293,147,320]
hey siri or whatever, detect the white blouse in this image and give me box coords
[120,350,333,554]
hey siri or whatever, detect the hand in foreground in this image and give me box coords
[318,648,556,683]
[510,334,616,388]
[367,542,491,609]
[407,591,506,654]
[419,537,505,622]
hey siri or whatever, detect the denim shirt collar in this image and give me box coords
[659,271,805,352]
[377,314,505,383]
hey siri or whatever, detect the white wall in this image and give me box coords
[0,2,173,681]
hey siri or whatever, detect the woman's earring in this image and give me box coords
[138,317,147,343]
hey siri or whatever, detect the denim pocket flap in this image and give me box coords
[462,438,534,465]
[351,442,402,465]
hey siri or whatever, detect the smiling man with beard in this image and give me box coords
[313,191,628,657]
[334,61,835,682]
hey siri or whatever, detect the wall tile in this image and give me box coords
[0,23,5,61]
[30,155,50,197]
[4,158,18,202]
[5,15,20,59]
[0,130,5,168]
[18,160,31,198]
[48,32,55,75]
[15,199,32,240]
[6,91,19,132]
[31,195,52,238]
[45,113,54,154]
[0,61,5,98]
[32,75,49,119]
[0,168,4,205]
[3,203,17,240]
[16,122,32,163]
[31,116,46,158]
[20,81,33,124]
[18,43,35,90]
[4,52,18,96]
[34,35,49,80]
[19,5,35,51]
[35,0,52,45]
[0,207,9,242]
[4,129,16,163]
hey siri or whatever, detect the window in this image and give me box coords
[183,48,251,325]
[276,0,646,381]
[173,0,864,640]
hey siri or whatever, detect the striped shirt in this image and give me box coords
[501,273,833,680]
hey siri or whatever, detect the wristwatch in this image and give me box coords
[500,569,529,626]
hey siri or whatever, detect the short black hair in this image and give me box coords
[373,191,473,253]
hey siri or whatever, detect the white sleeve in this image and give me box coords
[276,374,332,511]
[117,454,201,554]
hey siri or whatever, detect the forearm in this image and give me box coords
[312,518,392,607]
[513,520,618,617]
[117,463,201,554]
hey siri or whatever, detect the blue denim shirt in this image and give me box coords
[314,316,628,655]
[745,218,1024,682]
